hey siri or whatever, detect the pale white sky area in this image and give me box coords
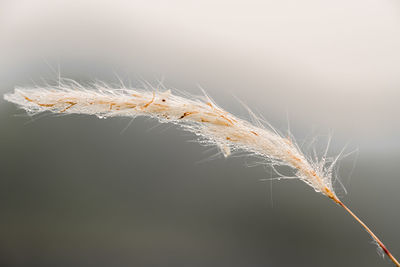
[1,0,400,152]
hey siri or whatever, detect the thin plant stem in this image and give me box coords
[329,194,400,267]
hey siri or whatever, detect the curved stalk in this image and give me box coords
[328,194,400,266]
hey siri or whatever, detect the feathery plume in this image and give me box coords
[4,80,399,266]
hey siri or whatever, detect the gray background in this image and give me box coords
[1,1,400,266]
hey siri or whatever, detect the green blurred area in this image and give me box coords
[1,102,399,267]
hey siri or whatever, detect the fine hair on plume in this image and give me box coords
[4,79,400,266]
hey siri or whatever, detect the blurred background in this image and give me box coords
[1,0,400,266]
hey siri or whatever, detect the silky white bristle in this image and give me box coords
[4,80,340,200]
